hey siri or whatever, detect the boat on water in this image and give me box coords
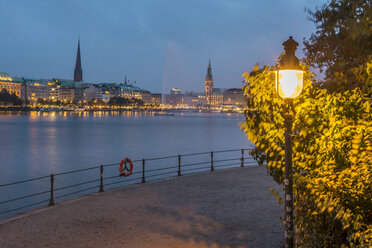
[154,112,174,116]
[40,107,62,112]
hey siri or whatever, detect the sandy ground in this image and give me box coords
[0,166,284,248]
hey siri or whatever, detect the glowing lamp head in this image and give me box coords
[276,36,304,99]
[276,69,303,99]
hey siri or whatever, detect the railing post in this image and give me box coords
[241,149,244,167]
[48,174,55,206]
[142,159,146,183]
[211,151,214,171]
[99,165,104,192]
[178,155,181,176]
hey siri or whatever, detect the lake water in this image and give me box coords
[0,111,253,217]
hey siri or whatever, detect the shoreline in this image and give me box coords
[0,108,244,114]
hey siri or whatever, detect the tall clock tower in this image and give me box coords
[204,59,213,106]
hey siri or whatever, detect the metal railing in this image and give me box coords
[0,148,257,218]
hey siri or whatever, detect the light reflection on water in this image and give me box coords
[0,111,252,216]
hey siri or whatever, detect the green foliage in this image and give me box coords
[0,89,22,105]
[36,98,62,106]
[241,64,372,247]
[304,0,372,93]
[108,96,143,106]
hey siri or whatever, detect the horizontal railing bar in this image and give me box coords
[144,155,178,161]
[182,167,209,173]
[180,151,210,157]
[104,177,141,187]
[54,166,101,176]
[213,157,241,163]
[182,161,210,167]
[243,157,255,160]
[56,185,98,200]
[102,159,143,168]
[145,165,178,173]
[102,163,119,167]
[103,175,120,180]
[145,170,177,178]
[213,149,242,153]
[54,179,100,192]
[0,190,50,205]
[125,171,142,175]
[244,161,258,164]
[103,171,142,181]
[214,162,241,168]
[0,175,50,188]
[0,199,49,215]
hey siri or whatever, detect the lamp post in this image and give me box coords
[276,36,304,248]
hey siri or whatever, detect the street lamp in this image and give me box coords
[276,36,304,248]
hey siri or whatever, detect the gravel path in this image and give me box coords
[0,166,283,248]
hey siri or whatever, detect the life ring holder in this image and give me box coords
[119,157,133,177]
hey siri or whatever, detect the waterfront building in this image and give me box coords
[221,88,246,112]
[163,93,202,108]
[151,93,162,105]
[23,78,50,102]
[210,88,224,107]
[74,40,83,82]
[204,59,214,106]
[186,91,204,107]
[100,83,120,98]
[48,81,60,101]
[142,92,162,105]
[0,73,23,99]
[223,88,246,106]
[119,84,143,99]
[59,81,85,103]
[141,92,152,105]
[101,93,110,103]
[83,84,102,102]
[170,88,181,95]
[164,94,182,106]
[182,94,202,107]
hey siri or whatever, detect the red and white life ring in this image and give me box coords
[119,157,133,177]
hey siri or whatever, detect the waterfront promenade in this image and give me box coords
[0,166,283,248]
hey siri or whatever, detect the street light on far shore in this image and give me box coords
[276,36,304,248]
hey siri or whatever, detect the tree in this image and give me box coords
[108,96,130,106]
[304,0,372,93]
[0,89,11,104]
[0,89,22,105]
[242,64,371,247]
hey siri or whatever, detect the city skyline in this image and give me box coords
[0,0,326,93]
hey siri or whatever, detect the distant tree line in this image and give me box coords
[108,96,143,106]
[36,98,62,106]
[33,97,144,107]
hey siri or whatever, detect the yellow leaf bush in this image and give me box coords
[241,64,371,247]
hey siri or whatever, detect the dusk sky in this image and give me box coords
[0,0,326,93]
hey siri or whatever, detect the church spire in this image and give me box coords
[74,39,83,82]
[205,58,213,81]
